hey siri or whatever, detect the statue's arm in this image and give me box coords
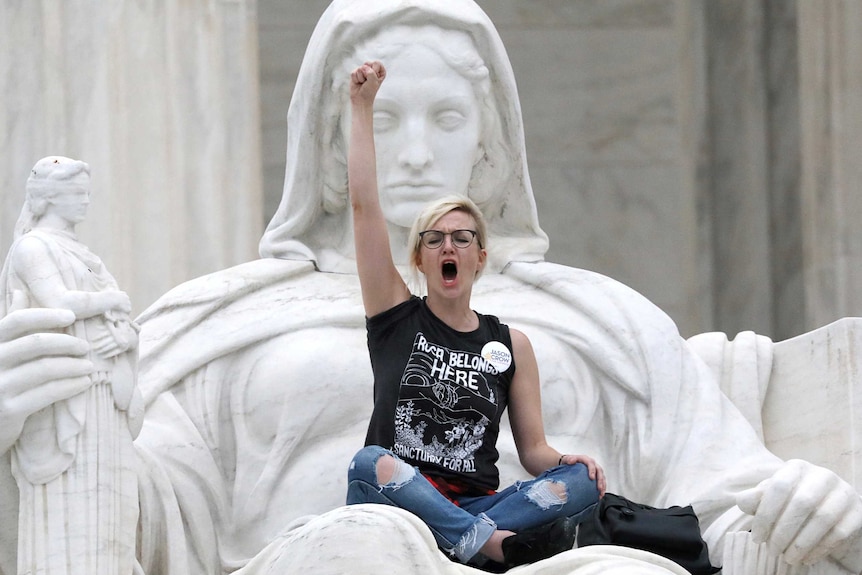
[10,236,130,319]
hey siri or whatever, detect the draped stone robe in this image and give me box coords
[1,228,139,575]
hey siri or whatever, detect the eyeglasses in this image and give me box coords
[418,229,481,249]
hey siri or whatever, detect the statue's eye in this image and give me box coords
[373,110,398,132]
[435,109,467,132]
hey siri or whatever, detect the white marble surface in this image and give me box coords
[0,0,263,316]
[766,318,862,493]
[236,505,691,575]
[1,2,862,575]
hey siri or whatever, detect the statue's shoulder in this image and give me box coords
[497,261,676,333]
[137,258,315,322]
[503,260,638,296]
[135,258,320,401]
[3,232,70,279]
[8,231,53,258]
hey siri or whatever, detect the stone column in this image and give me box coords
[700,0,810,341]
[0,0,264,314]
[702,0,775,337]
[798,0,862,330]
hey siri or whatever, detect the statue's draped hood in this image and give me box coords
[258,0,548,273]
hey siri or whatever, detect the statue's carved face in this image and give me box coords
[45,178,91,225]
[372,42,482,228]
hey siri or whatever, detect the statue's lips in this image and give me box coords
[384,182,445,199]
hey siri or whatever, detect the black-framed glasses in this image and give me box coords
[418,229,481,249]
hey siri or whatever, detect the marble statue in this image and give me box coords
[1,1,862,574]
[128,0,862,572]
[0,157,140,574]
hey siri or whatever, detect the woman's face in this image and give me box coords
[417,209,486,298]
[45,177,91,225]
[371,43,482,228]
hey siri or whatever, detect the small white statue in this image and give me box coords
[0,156,140,575]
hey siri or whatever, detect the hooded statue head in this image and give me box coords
[259,0,548,273]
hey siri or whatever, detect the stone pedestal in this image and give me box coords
[766,317,862,493]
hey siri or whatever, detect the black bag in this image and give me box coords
[576,493,720,575]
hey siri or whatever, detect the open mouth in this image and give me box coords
[442,261,458,283]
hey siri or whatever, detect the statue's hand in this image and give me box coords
[0,308,93,454]
[105,290,132,315]
[737,459,862,568]
[350,61,386,105]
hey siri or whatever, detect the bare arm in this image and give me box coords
[348,61,410,317]
[11,236,130,319]
[507,328,606,494]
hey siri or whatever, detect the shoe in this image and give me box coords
[501,517,578,568]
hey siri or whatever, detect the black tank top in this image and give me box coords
[365,296,516,493]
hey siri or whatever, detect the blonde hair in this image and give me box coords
[407,195,488,292]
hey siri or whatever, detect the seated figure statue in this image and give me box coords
[1,1,861,574]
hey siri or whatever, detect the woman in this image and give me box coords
[344,61,605,570]
[0,156,139,575]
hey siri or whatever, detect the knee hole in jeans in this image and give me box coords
[375,454,415,489]
[526,479,567,510]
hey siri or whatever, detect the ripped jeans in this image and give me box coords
[346,445,600,564]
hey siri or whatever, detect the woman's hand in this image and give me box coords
[0,308,93,454]
[350,61,386,106]
[559,453,607,497]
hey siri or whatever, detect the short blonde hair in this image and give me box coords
[407,195,488,291]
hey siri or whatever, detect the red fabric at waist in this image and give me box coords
[422,473,496,506]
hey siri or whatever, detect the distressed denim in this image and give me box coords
[346,445,600,564]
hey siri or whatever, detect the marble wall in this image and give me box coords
[2,0,860,340]
[259,0,714,335]
[258,0,862,340]
[0,0,263,315]
[699,0,862,340]
[797,1,862,336]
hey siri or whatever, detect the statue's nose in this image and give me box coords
[398,122,433,170]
